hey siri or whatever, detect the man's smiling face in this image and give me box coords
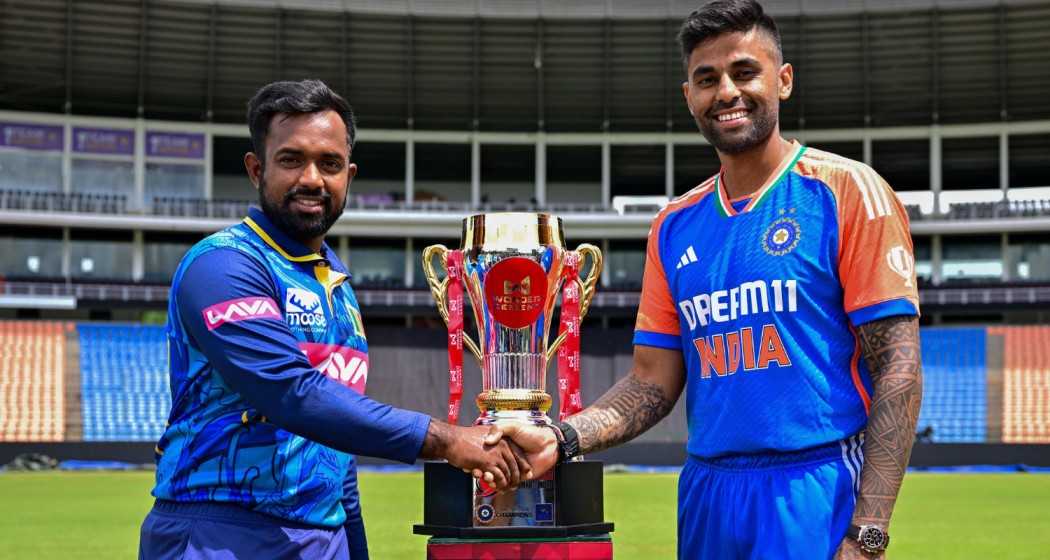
[681,27,792,155]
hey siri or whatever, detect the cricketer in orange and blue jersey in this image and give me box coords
[635,143,920,559]
[141,207,430,560]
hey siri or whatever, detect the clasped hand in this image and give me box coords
[444,423,560,492]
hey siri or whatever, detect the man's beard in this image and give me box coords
[258,178,346,243]
[695,98,779,155]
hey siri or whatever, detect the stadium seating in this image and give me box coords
[77,324,169,441]
[917,328,988,443]
[0,320,68,441]
[991,326,1050,443]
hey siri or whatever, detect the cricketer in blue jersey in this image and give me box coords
[501,2,923,559]
[139,80,531,560]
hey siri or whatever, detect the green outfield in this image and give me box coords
[0,470,1047,558]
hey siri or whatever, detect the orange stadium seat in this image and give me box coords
[0,320,67,442]
[990,326,1050,443]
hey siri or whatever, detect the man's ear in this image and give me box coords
[245,152,262,190]
[778,62,793,101]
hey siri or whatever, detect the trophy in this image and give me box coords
[414,212,614,540]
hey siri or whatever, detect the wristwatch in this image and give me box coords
[847,524,890,555]
[548,421,580,463]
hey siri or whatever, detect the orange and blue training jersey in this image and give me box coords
[635,142,919,459]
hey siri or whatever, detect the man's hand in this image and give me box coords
[488,423,559,479]
[420,421,531,491]
[833,537,884,559]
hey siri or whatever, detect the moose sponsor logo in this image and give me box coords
[202,297,281,330]
[286,287,327,330]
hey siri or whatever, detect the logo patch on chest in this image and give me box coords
[285,287,327,329]
[762,216,801,256]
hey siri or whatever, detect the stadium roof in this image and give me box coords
[2,0,1049,131]
[172,0,1050,19]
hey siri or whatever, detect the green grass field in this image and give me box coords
[0,471,1047,558]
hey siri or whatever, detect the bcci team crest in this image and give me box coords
[762,217,801,256]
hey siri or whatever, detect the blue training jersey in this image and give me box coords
[152,207,430,528]
[634,143,920,458]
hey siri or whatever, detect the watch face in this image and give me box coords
[859,526,888,551]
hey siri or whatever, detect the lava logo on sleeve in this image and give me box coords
[300,343,369,394]
[202,297,281,330]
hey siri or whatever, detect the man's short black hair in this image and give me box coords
[678,0,782,68]
[246,79,356,160]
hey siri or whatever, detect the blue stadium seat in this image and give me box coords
[77,324,170,442]
[917,328,988,443]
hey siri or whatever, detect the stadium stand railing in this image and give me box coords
[5,189,1050,220]
[991,326,1050,444]
[0,320,68,442]
[77,324,169,442]
[0,189,127,214]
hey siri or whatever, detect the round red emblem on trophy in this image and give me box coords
[483,257,548,329]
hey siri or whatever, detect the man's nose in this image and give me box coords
[299,162,324,188]
[715,73,740,104]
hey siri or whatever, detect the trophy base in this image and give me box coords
[414,460,614,539]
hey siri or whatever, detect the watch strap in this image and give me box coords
[553,421,580,462]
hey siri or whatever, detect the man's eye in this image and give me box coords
[279,157,299,166]
[737,70,756,79]
[323,160,344,171]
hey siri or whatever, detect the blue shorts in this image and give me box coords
[678,434,865,560]
[139,500,361,560]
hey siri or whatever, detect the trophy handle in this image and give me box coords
[422,244,482,363]
[547,243,603,361]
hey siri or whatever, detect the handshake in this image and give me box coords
[420,421,563,491]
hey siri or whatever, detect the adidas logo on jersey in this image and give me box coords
[676,246,699,269]
[286,287,327,328]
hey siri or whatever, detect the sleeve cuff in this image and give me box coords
[633,330,681,350]
[848,298,919,326]
[404,413,431,465]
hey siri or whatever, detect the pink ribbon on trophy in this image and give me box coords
[446,250,465,424]
[558,252,583,420]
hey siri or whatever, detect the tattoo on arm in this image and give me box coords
[854,315,923,527]
[565,374,677,455]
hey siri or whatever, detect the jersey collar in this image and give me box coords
[243,206,330,263]
[715,141,806,217]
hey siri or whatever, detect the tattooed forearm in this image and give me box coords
[565,374,676,455]
[854,315,923,527]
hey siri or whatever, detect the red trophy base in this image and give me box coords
[426,535,613,559]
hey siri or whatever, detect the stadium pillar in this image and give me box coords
[1001,233,1012,282]
[665,139,674,198]
[203,132,213,200]
[601,139,611,208]
[339,236,350,274]
[601,239,610,288]
[931,234,943,285]
[405,238,415,289]
[535,134,546,207]
[132,231,144,282]
[999,132,1009,198]
[134,119,146,212]
[862,134,873,166]
[406,138,415,203]
[62,122,72,194]
[930,127,942,215]
[61,228,71,279]
[471,136,481,207]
